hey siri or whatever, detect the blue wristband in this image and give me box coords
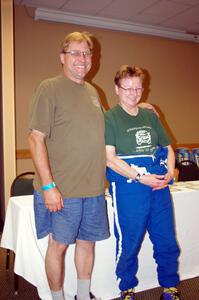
[42,182,56,191]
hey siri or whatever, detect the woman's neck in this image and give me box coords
[119,103,139,116]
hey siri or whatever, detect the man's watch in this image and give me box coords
[134,173,141,183]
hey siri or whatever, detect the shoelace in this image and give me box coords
[121,289,135,300]
[172,291,180,300]
[165,289,180,300]
[123,295,133,300]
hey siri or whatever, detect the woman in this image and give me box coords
[105,65,180,300]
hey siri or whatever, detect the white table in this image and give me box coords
[1,181,199,300]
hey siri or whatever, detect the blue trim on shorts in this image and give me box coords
[34,191,110,244]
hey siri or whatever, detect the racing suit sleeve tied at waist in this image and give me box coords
[106,146,173,184]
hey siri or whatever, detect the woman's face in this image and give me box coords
[115,76,143,109]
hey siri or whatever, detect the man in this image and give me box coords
[28,32,110,300]
[28,31,158,300]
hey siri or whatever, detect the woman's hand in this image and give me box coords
[164,171,174,184]
[140,173,168,190]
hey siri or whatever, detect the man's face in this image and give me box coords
[60,41,92,84]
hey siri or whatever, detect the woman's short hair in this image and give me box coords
[114,65,144,87]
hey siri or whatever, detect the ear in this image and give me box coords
[60,53,65,65]
[115,85,119,95]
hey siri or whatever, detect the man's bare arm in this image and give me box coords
[28,129,63,212]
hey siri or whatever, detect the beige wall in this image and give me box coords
[1,0,16,210]
[14,5,199,173]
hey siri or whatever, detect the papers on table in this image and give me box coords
[105,181,199,194]
[169,180,199,192]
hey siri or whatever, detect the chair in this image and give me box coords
[6,171,35,294]
[10,171,35,197]
[177,160,199,181]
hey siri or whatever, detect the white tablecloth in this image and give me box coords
[1,181,199,300]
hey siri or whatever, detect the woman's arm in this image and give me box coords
[164,145,175,183]
[106,145,168,189]
[106,145,138,179]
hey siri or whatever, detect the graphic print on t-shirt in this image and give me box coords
[136,129,151,147]
[126,125,157,154]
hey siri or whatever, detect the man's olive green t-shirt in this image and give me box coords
[29,74,106,198]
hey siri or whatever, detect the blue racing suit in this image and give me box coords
[107,146,180,291]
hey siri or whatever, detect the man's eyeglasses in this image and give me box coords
[119,85,144,94]
[64,50,92,58]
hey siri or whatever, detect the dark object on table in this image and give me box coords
[177,160,199,181]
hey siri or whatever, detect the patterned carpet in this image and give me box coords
[0,246,199,299]
[0,270,40,299]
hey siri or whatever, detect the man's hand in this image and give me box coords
[44,187,64,212]
[138,102,159,117]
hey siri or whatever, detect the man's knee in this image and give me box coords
[48,236,68,254]
[76,239,95,251]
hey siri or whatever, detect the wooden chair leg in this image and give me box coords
[5,250,19,294]
[6,249,10,270]
[14,273,19,295]
[12,252,19,294]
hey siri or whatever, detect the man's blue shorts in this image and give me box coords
[34,191,110,244]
